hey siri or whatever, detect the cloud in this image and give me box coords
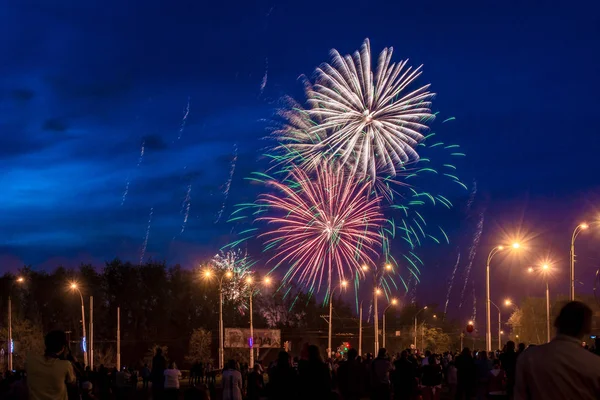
[42,118,69,132]
[11,88,35,101]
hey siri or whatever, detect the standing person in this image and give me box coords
[164,362,182,400]
[454,348,475,400]
[26,330,77,400]
[474,351,491,400]
[421,354,443,400]
[222,359,243,400]
[247,364,264,400]
[298,345,332,400]
[141,364,151,389]
[487,359,505,398]
[392,350,416,400]
[515,301,600,400]
[499,341,517,397]
[151,347,167,396]
[268,351,296,400]
[370,348,393,400]
[337,348,363,400]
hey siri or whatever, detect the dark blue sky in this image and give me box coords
[2,0,600,315]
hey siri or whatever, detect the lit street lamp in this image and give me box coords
[203,268,233,370]
[486,243,520,352]
[69,282,88,368]
[414,306,428,349]
[247,276,271,367]
[528,263,553,343]
[328,281,348,358]
[382,299,398,349]
[362,263,393,354]
[570,223,588,301]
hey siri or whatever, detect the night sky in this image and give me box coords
[2,0,600,316]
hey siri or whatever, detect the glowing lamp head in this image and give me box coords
[391,299,398,305]
[468,320,474,325]
[264,277,272,285]
[433,314,437,318]
[500,330,504,334]
[527,267,534,273]
[375,288,382,295]
[362,265,369,271]
[246,277,253,284]
[497,245,504,251]
[16,277,24,283]
[385,264,392,271]
[70,283,78,290]
[512,243,520,249]
[341,280,348,288]
[424,306,428,310]
[542,264,549,270]
[581,223,589,230]
[225,271,233,278]
[504,299,512,306]
[204,270,212,278]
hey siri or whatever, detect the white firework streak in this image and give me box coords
[466,180,477,210]
[459,210,485,308]
[259,58,268,96]
[215,143,238,223]
[443,251,461,315]
[180,184,192,234]
[177,97,190,140]
[121,140,146,206]
[140,207,154,264]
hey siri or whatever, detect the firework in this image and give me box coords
[283,39,434,180]
[140,207,154,264]
[212,249,254,311]
[257,163,385,294]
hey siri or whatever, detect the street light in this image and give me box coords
[247,276,271,367]
[486,243,521,352]
[382,299,398,349]
[490,301,503,351]
[362,264,393,354]
[202,267,233,370]
[69,282,88,368]
[414,306,428,349]
[570,223,588,301]
[528,263,554,343]
[328,281,348,359]
[7,276,25,371]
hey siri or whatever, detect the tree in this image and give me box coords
[0,317,44,371]
[422,327,452,353]
[185,328,212,365]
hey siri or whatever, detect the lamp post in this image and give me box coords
[203,268,233,370]
[362,264,392,354]
[486,243,520,352]
[328,281,348,358]
[70,282,88,368]
[490,301,502,351]
[414,306,428,349]
[7,276,24,371]
[247,276,271,367]
[570,223,588,301]
[382,299,398,349]
[358,300,363,356]
[528,264,553,343]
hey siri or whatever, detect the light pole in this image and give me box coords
[486,243,520,352]
[570,223,588,301]
[328,281,348,358]
[70,282,88,368]
[414,306,428,349]
[362,264,392,354]
[382,299,398,349]
[247,276,271,367]
[203,268,233,370]
[358,300,363,356]
[7,276,24,371]
[490,301,502,351]
[528,264,553,343]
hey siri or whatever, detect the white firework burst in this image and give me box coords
[297,38,434,180]
[212,249,254,312]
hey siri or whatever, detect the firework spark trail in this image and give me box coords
[121,139,146,206]
[215,143,238,223]
[259,58,268,96]
[140,207,154,265]
[466,180,477,210]
[459,210,485,308]
[177,97,190,140]
[180,184,192,234]
[444,251,461,314]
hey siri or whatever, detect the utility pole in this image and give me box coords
[116,307,121,371]
[90,296,94,369]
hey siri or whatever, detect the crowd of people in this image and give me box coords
[1,301,600,399]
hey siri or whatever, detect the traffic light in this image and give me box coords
[466,321,474,333]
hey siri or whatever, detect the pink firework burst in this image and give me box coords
[257,163,385,294]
